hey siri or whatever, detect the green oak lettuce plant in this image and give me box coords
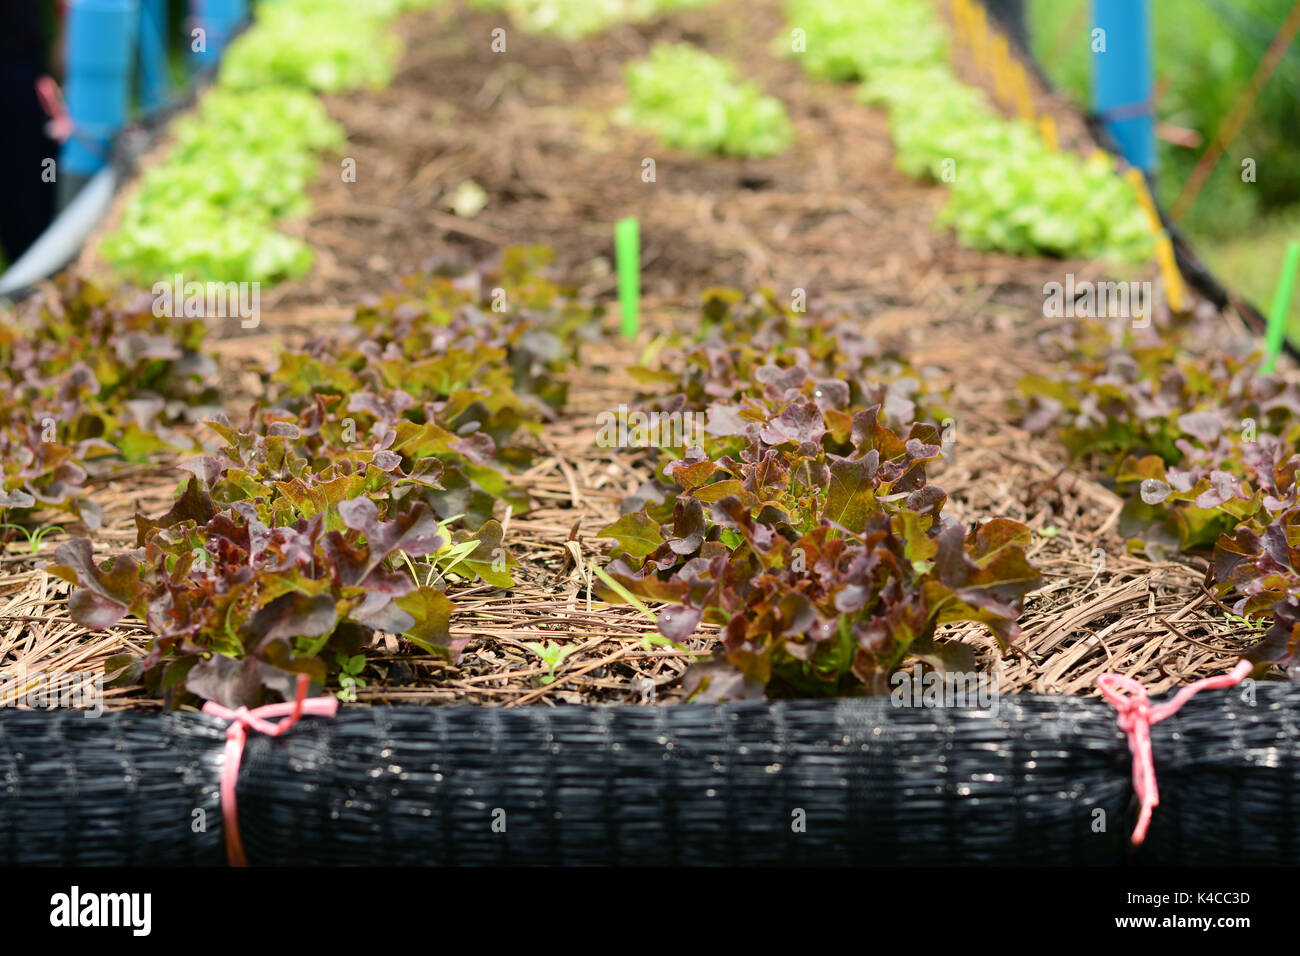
[937,148,1155,263]
[782,0,948,80]
[619,43,793,158]
[101,86,343,285]
[103,0,440,286]
[218,1,404,93]
[467,0,714,39]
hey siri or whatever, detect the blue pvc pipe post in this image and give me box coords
[137,0,171,112]
[62,0,140,178]
[190,0,249,70]
[1091,0,1156,173]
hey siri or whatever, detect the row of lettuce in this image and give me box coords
[0,249,599,707]
[1020,311,1300,673]
[101,0,441,286]
[102,0,1155,293]
[786,0,1154,262]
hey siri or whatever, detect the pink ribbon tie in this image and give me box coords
[35,76,73,143]
[202,673,338,867]
[1097,659,1253,846]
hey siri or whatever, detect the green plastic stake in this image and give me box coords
[615,217,640,339]
[1263,240,1300,373]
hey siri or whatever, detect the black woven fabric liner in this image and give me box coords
[2,682,1297,865]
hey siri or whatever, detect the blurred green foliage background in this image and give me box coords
[1026,0,1300,333]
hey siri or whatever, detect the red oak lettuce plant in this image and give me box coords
[48,248,596,706]
[0,277,218,529]
[602,400,1039,697]
[1019,315,1300,555]
[51,493,464,708]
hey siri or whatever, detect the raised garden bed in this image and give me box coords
[0,0,1294,879]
